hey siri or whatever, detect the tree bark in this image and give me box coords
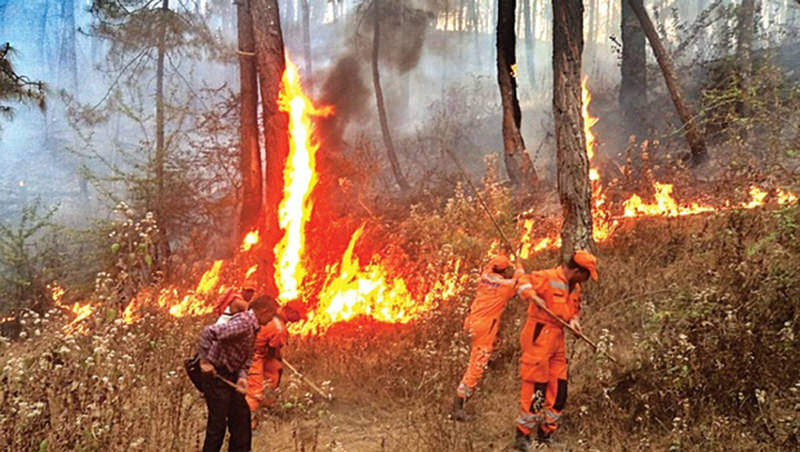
[523,0,537,88]
[553,0,595,261]
[736,0,755,118]
[238,0,263,242]
[251,0,288,296]
[155,0,170,266]
[372,0,411,192]
[626,0,708,166]
[497,0,537,188]
[302,0,312,77]
[620,0,646,138]
[58,0,78,93]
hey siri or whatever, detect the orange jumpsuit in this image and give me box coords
[245,316,288,412]
[515,267,581,437]
[456,265,520,399]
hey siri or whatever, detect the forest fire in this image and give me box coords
[295,225,430,336]
[519,78,798,256]
[49,69,797,338]
[274,60,333,302]
[49,282,96,334]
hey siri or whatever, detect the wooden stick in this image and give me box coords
[212,371,246,394]
[534,301,620,365]
[281,358,333,401]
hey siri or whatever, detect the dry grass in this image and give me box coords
[2,202,799,451]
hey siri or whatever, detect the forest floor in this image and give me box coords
[254,391,577,452]
[2,205,798,452]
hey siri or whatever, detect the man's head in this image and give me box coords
[280,300,307,323]
[249,295,279,325]
[565,249,598,285]
[241,279,257,302]
[487,254,512,276]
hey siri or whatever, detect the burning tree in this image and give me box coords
[496,0,537,190]
[552,0,595,260]
[236,0,262,243]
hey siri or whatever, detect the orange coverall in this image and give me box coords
[456,260,521,399]
[515,267,581,437]
[245,316,289,412]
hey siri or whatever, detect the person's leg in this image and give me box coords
[538,332,568,441]
[457,318,496,399]
[227,391,253,452]
[202,379,231,452]
[515,322,549,437]
[245,356,265,412]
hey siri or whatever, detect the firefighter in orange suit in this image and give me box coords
[245,300,305,420]
[453,252,524,421]
[513,250,598,450]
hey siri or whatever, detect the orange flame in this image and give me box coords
[295,225,430,336]
[50,282,96,335]
[240,231,260,252]
[245,264,258,280]
[273,58,334,301]
[582,77,616,242]
[777,188,798,205]
[196,260,224,295]
[622,183,716,217]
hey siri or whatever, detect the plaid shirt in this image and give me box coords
[197,310,260,382]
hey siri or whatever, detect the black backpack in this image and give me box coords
[184,354,205,392]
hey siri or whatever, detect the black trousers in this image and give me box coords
[201,374,252,452]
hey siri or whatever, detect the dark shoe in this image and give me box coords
[452,396,470,422]
[534,431,565,451]
[513,429,531,451]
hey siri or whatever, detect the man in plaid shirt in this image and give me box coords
[197,295,277,452]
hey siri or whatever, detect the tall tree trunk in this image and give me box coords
[238,0,263,242]
[58,0,78,93]
[626,0,708,166]
[524,0,537,88]
[620,0,646,138]
[372,0,410,192]
[497,0,537,188]
[553,0,594,260]
[586,0,597,68]
[302,0,312,77]
[251,0,288,296]
[155,0,170,267]
[472,0,481,65]
[459,0,465,31]
[736,0,755,119]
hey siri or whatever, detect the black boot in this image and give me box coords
[534,426,564,450]
[535,426,550,443]
[452,396,470,421]
[513,428,531,451]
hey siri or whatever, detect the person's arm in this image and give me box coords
[568,290,583,334]
[517,273,547,309]
[238,352,252,387]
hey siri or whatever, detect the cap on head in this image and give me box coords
[242,279,257,291]
[573,249,598,281]
[487,254,512,272]
[282,299,308,321]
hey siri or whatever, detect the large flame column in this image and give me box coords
[273,59,333,301]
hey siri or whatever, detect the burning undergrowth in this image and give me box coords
[13,67,797,343]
